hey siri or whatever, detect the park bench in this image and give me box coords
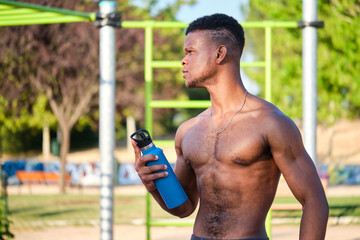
[272,177,328,211]
[15,171,70,185]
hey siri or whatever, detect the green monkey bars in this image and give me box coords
[0,1,300,239]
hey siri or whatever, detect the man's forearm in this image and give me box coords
[299,201,329,239]
[149,190,194,218]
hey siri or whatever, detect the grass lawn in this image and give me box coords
[7,194,360,230]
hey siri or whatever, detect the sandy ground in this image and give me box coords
[8,184,360,197]
[12,224,360,240]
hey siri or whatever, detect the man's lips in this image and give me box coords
[182,69,188,78]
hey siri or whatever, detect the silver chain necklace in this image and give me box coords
[209,90,248,135]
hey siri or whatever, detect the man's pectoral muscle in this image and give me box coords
[177,114,280,239]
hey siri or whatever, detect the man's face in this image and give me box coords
[181,31,217,88]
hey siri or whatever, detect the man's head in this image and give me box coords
[181,14,245,88]
[185,13,245,59]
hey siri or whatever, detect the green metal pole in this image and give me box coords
[0,16,92,26]
[264,26,272,239]
[144,21,154,134]
[122,20,187,29]
[265,26,272,102]
[152,60,266,69]
[121,20,298,29]
[144,20,154,240]
[0,0,92,18]
[150,100,211,109]
[266,209,272,239]
[0,12,64,19]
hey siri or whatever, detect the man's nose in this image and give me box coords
[181,56,187,66]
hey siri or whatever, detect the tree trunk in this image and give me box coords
[42,123,51,161]
[59,124,70,194]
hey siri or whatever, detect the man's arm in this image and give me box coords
[265,113,329,239]
[132,122,198,218]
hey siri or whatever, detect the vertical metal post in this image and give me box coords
[264,26,272,239]
[302,0,318,163]
[99,1,116,240]
[265,26,272,102]
[144,21,154,240]
[145,21,154,134]
[265,209,272,239]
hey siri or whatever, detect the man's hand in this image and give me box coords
[131,140,168,193]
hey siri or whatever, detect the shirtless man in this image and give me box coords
[132,14,329,240]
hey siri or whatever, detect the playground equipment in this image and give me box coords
[0,1,323,239]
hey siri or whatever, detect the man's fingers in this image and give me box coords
[140,163,167,174]
[142,171,168,182]
[135,155,159,171]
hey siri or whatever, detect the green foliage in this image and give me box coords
[0,94,54,154]
[245,0,360,124]
[28,94,56,129]
[70,123,98,150]
[0,173,13,239]
[0,200,13,240]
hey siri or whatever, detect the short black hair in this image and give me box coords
[186,13,245,56]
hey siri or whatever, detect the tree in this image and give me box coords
[0,0,194,193]
[0,1,100,193]
[0,43,45,154]
[244,0,360,124]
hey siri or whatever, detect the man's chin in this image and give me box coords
[185,80,203,89]
[186,83,198,89]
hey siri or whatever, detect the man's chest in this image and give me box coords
[181,117,270,168]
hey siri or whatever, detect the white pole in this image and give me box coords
[302,0,318,163]
[99,1,116,240]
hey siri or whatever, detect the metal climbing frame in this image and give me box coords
[0,2,302,237]
[121,20,298,240]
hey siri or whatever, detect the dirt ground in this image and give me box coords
[12,224,360,240]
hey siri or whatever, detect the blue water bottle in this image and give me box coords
[130,129,188,209]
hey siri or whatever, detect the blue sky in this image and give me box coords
[131,0,249,23]
[175,0,248,23]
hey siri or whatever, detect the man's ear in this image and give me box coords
[216,45,227,64]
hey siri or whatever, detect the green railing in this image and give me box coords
[122,20,298,240]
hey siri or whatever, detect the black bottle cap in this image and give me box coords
[130,129,153,149]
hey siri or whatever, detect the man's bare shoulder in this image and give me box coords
[248,94,288,121]
[248,94,301,143]
[246,94,299,135]
[175,108,210,145]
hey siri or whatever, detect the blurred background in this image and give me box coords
[0,0,359,239]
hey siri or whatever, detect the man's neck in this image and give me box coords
[207,76,247,117]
